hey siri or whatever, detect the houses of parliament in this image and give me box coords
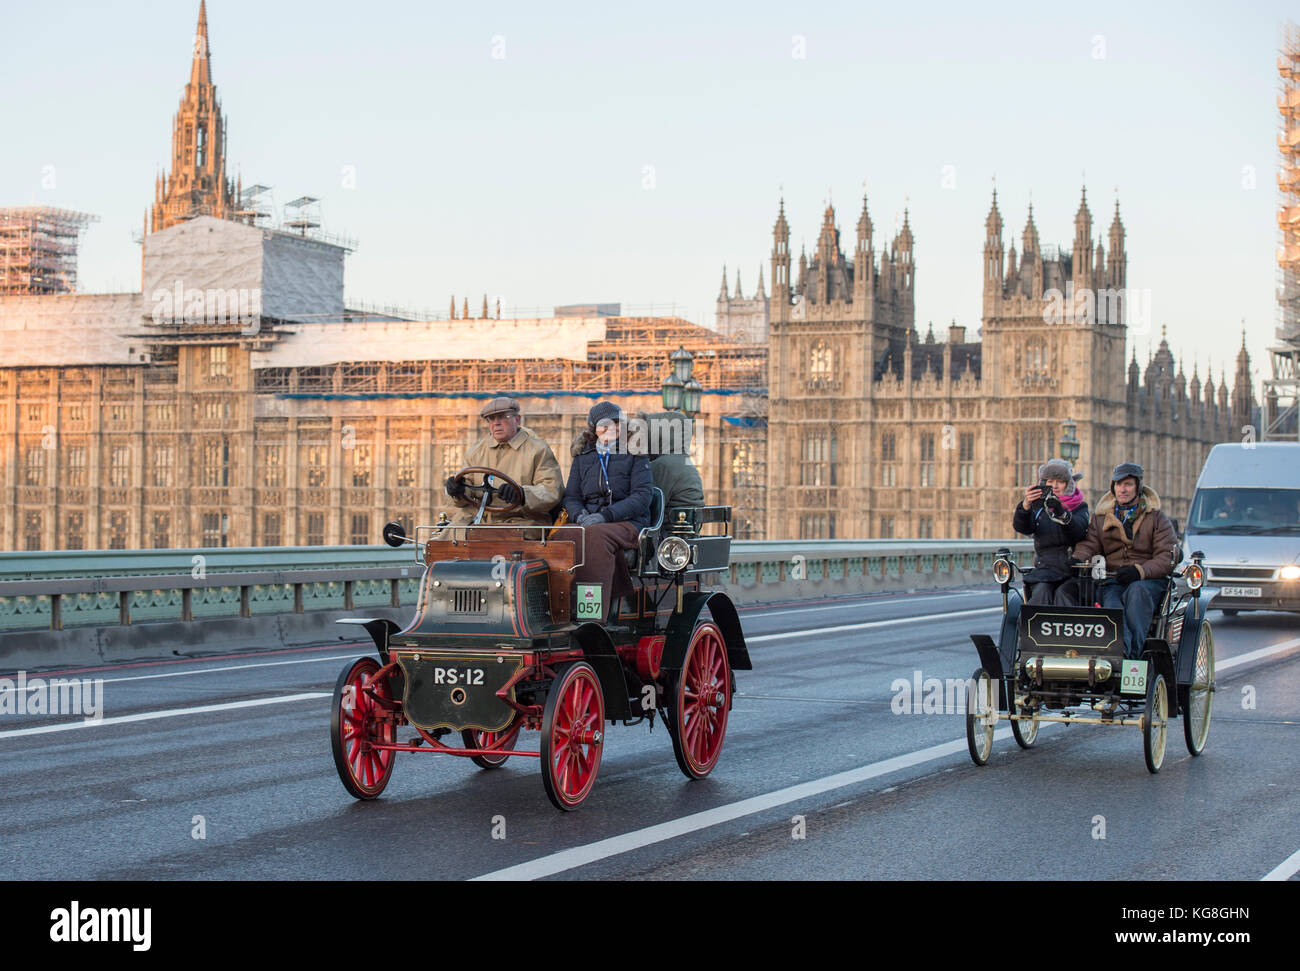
[0,3,1255,551]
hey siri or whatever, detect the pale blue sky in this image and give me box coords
[1,0,1292,383]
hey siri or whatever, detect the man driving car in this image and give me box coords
[1067,461,1177,660]
[445,396,563,527]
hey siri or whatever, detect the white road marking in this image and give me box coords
[0,692,330,739]
[748,607,1001,642]
[471,727,1014,881]
[1216,636,1300,672]
[0,654,362,693]
[1262,846,1300,881]
[747,591,983,616]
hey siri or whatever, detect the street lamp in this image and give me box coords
[662,346,700,415]
[661,373,684,411]
[682,377,702,418]
[1059,417,1080,464]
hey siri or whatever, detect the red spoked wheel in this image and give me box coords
[462,721,521,769]
[331,656,398,799]
[540,661,604,811]
[667,621,731,780]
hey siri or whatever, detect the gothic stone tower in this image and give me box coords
[980,187,1130,496]
[149,2,238,233]
[766,196,916,538]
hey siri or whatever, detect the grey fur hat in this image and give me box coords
[1110,461,1144,486]
[587,401,623,428]
[1037,459,1083,493]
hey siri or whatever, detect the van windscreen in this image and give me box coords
[1187,488,1300,535]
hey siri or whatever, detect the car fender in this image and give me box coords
[335,617,400,664]
[662,591,752,674]
[998,591,1022,676]
[1174,595,1208,687]
[572,623,633,721]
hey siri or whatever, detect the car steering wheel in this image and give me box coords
[451,466,526,514]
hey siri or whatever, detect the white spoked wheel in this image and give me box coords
[1143,673,1168,774]
[1011,699,1039,749]
[1183,623,1214,756]
[966,667,996,766]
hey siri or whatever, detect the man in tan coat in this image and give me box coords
[446,397,563,526]
[1067,461,1178,659]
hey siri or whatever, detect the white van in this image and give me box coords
[1182,443,1300,615]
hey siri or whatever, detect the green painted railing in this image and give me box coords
[0,540,1033,633]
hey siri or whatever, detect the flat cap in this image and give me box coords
[479,396,520,419]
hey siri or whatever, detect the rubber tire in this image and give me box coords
[540,661,604,811]
[1182,623,1214,756]
[667,621,732,780]
[966,667,996,766]
[331,656,397,800]
[463,724,520,769]
[1143,673,1169,774]
[1011,695,1039,750]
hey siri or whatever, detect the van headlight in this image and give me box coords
[656,536,692,573]
[1281,565,1300,581]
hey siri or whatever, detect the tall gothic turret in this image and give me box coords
[150,2,238,232]
[1107,200,1127,290]
[770,199,791,320]
[853,195,874,306]
[1021,204,1042,299]
[1232,330,1255,430]
[983,190,1003,299]
[1072,186,1093,282]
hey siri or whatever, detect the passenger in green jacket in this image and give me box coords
[639,411,704,508]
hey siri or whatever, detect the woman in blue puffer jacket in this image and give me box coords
[564,401,653,623]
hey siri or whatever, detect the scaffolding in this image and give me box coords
[1269,22,1300,439]
[0,206,98,295]
[248,315,768,395]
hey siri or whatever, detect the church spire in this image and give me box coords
[151,1,236,232]
[191,0,212,88]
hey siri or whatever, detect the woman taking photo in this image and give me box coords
[1013,459,1090,605]
[564,402,654,623]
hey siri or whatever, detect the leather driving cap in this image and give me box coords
[480,396,520,419]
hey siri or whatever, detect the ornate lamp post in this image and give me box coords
[1059,417,1080,464]
[662,346,701,418]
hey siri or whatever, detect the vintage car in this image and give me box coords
[966,547,1215,773]
[329,465,751,810]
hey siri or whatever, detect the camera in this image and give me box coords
[1036,480,1054,500]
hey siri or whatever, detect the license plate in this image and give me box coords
[1219,586,1262,598]
[1119,659,1148,696]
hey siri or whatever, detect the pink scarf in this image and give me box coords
[1058,488,1084,512]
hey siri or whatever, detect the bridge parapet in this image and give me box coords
[0,540,1033,669]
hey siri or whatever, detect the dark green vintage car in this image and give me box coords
[329,466,751,810]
